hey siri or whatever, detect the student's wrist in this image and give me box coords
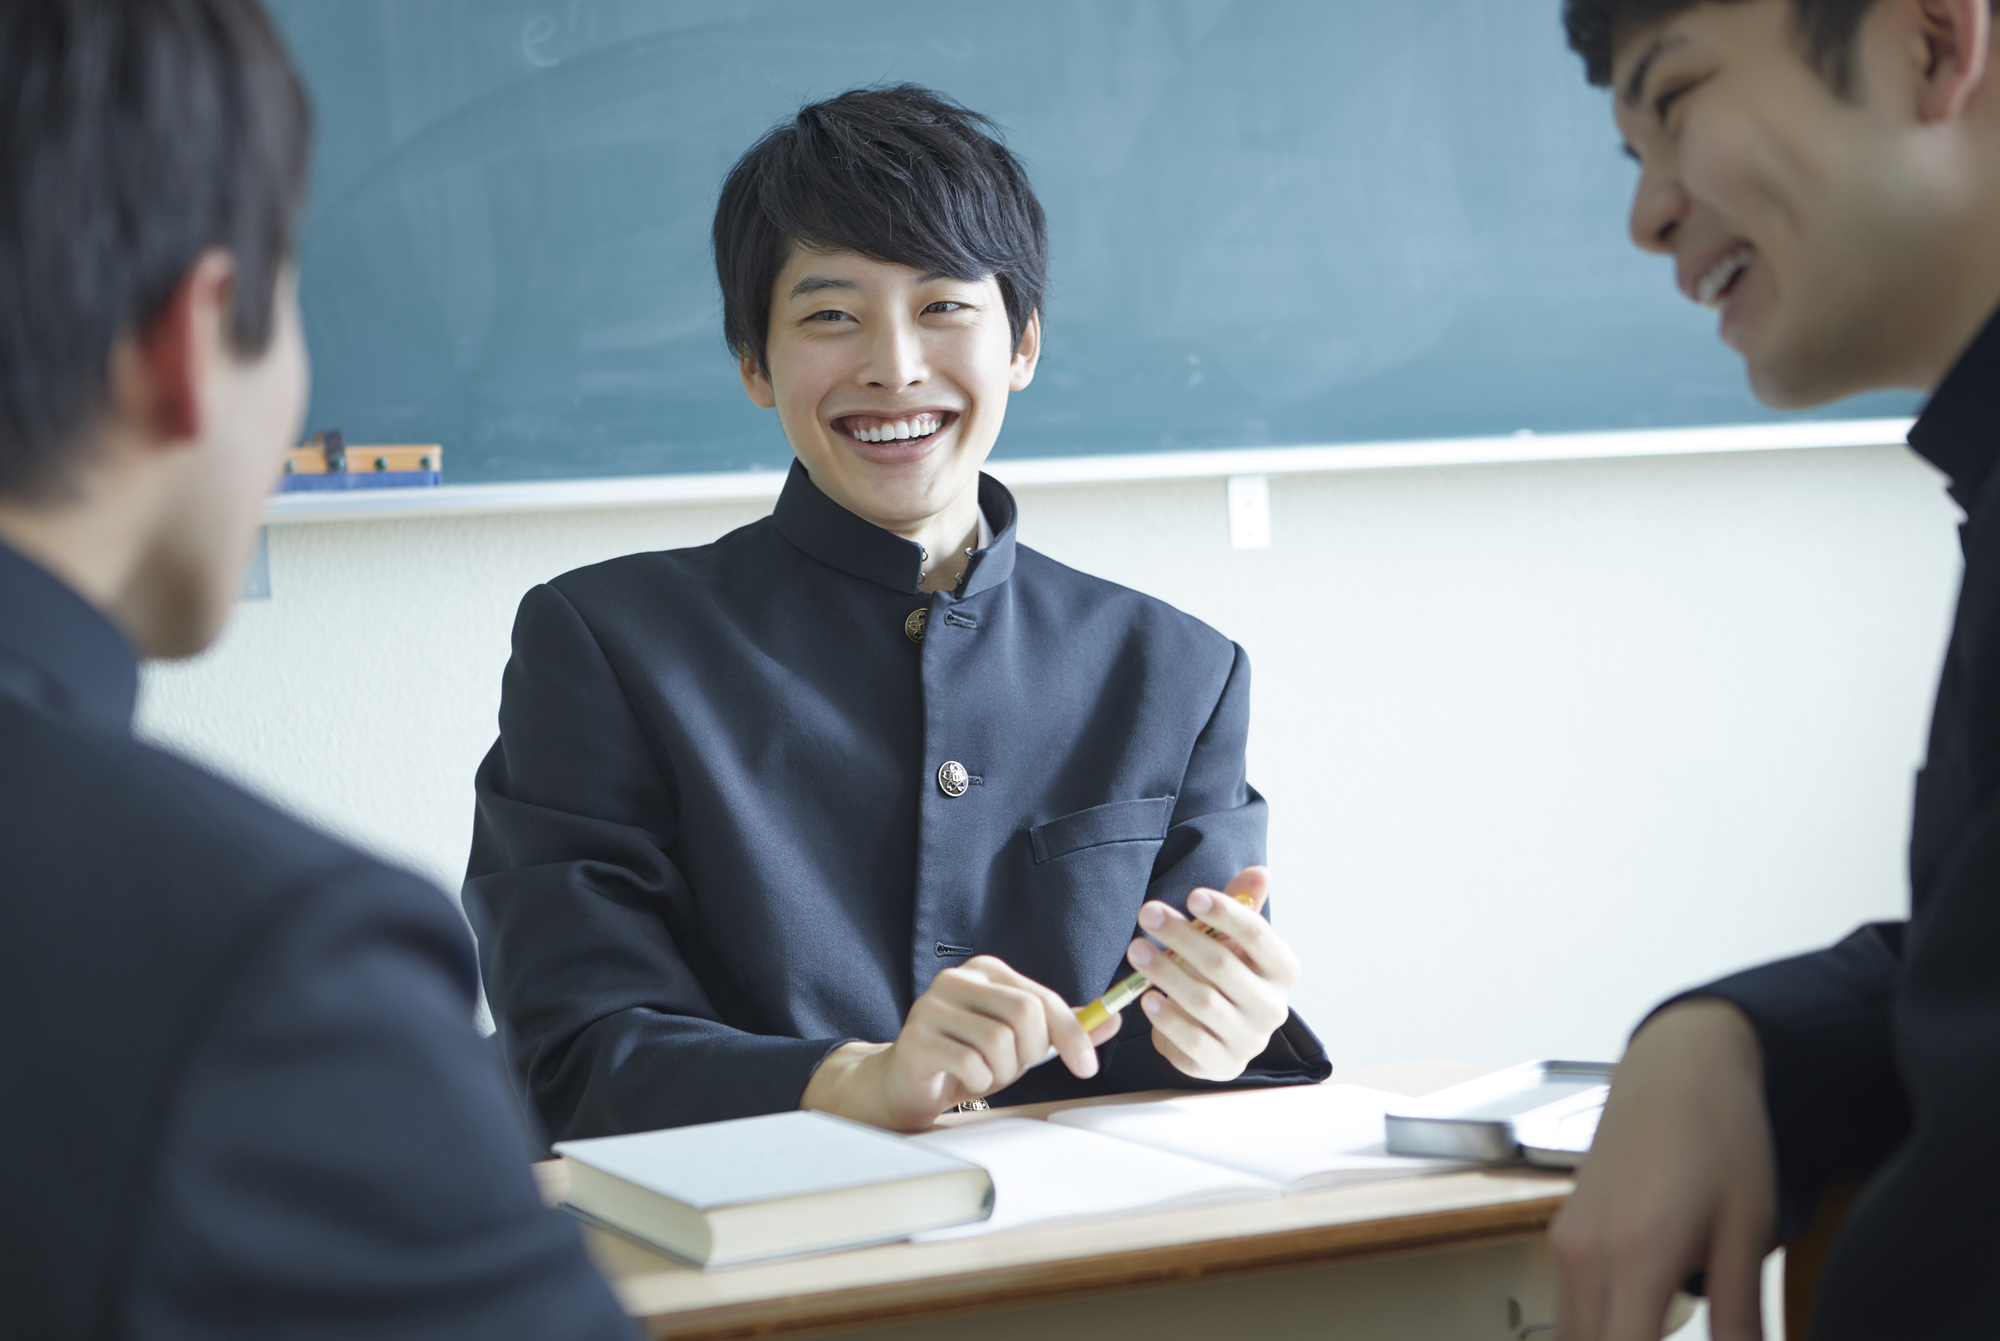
[799,1040,893,1123]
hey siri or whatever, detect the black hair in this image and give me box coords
[0,0,311,499]
[1565,0,1884,93]
[712,83,1047,372]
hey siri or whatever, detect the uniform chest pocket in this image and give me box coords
[1029,796,1176,864]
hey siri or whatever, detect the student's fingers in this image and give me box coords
[926,1000,1027,1091]
[1127,938,1245,1050]
[1136,903,1263,1005]
[1701,1220,1769,1341]
[1548,1224,1608,1341]
[1218,864,1271,914]
[956,956,1099,1078]
[900,1026,998,1100]
[1597,1273,1688,1341]
[1191,877,1300,988]
[911,971,1033,1085]
[1140,1019,1204,1078]
[1548,1198,1618,1341]
[1166,882,1293,986]
[1127,935,1280,1055]
[1085,1012,1122,1046]
[1138,988,1243,1080]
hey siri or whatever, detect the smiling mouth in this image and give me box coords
[1695,245,1753,310]
[833,411,957,446]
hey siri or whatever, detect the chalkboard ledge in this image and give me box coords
[261,419,1914,525]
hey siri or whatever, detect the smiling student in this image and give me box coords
[1550,2,2000,1338]
[465,85,1329,1139]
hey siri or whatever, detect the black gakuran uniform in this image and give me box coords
[0,542,632,1340]
[467,462,1330,1141]
[1680,308,2000,1337]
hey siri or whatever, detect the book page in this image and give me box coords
[907,1118,1277,1239]
[1046,1084,1474,1191]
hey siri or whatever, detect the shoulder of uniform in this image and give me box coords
[540,514,782,611]
[1011,545,1236,657]
[0,702,438,926]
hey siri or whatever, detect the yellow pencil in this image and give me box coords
[1073,889,1259,1032]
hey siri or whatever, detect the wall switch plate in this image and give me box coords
[1228,474,1271,549]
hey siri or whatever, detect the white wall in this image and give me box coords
[139,442,1960,1069]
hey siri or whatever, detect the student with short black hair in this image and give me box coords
[0,1,632,1334]
[467,85,1330,1139]
[1548,1,2000,1337]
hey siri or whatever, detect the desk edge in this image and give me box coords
[634,1193,1568,1341]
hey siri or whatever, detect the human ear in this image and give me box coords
[122,249,236,446]
[1907,0,1991,122]
[1008,310,1042,392]
[738,349,778,409]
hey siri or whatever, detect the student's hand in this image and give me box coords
[799,956,1122,1133]
[1549,998,1776,1341]
[1125,865,1299,1081]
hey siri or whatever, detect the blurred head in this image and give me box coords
[1566,0,2000,405]
[712,85,1044,532]
[0,0,311,657]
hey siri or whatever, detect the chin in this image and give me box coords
[143,603,230,660]
[851,484,954,529]
[829,456,967,521]
[1740,298,1915,409]
[129,567,236,660]
[1746,348,1882,411]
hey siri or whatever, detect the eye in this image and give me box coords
[806,308,851,323]
[1653,79,1698,126]
[923,300,967,314]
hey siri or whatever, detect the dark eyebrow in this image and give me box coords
[1621,34,1690,107]
[788,274,856,300]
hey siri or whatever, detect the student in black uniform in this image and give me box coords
[1551,2,2000,1338]
[467,85,1330,1140]
[0,3,631,1336]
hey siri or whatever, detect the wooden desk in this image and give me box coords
[558,1061,1574,1340]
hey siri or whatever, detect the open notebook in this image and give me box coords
[908,1083,1473,1240]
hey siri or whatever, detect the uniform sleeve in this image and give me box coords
[1656,922,1912,1239]
[1102,641,1331,1092]
[124,866,635,1341]
[464,583,849,1141]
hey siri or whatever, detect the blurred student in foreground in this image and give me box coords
[1553,1,2000,1337]
[0,1,631,1334]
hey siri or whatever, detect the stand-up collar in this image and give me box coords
[0,540,138,735]
[770,459,1020,599]
[1910,302,2000,514]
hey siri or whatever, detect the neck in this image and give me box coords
[1901,85,2000,391]
[1905,223,2000,394]
[898,489,982,594]
[0,452,170,650]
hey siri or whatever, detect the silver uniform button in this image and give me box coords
[937,760,970,797]
[905,608,928,642]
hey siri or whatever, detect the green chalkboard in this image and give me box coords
[267,0,1917,485]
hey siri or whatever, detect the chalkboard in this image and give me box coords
[266,0,1917,485]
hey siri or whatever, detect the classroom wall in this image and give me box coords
[138,441,1960,1069]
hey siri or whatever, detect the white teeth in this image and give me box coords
[1695,245,1753,310]
[844,413,945,442]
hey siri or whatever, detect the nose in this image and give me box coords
[1628,157,1686,256]
[859,312,928,390]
